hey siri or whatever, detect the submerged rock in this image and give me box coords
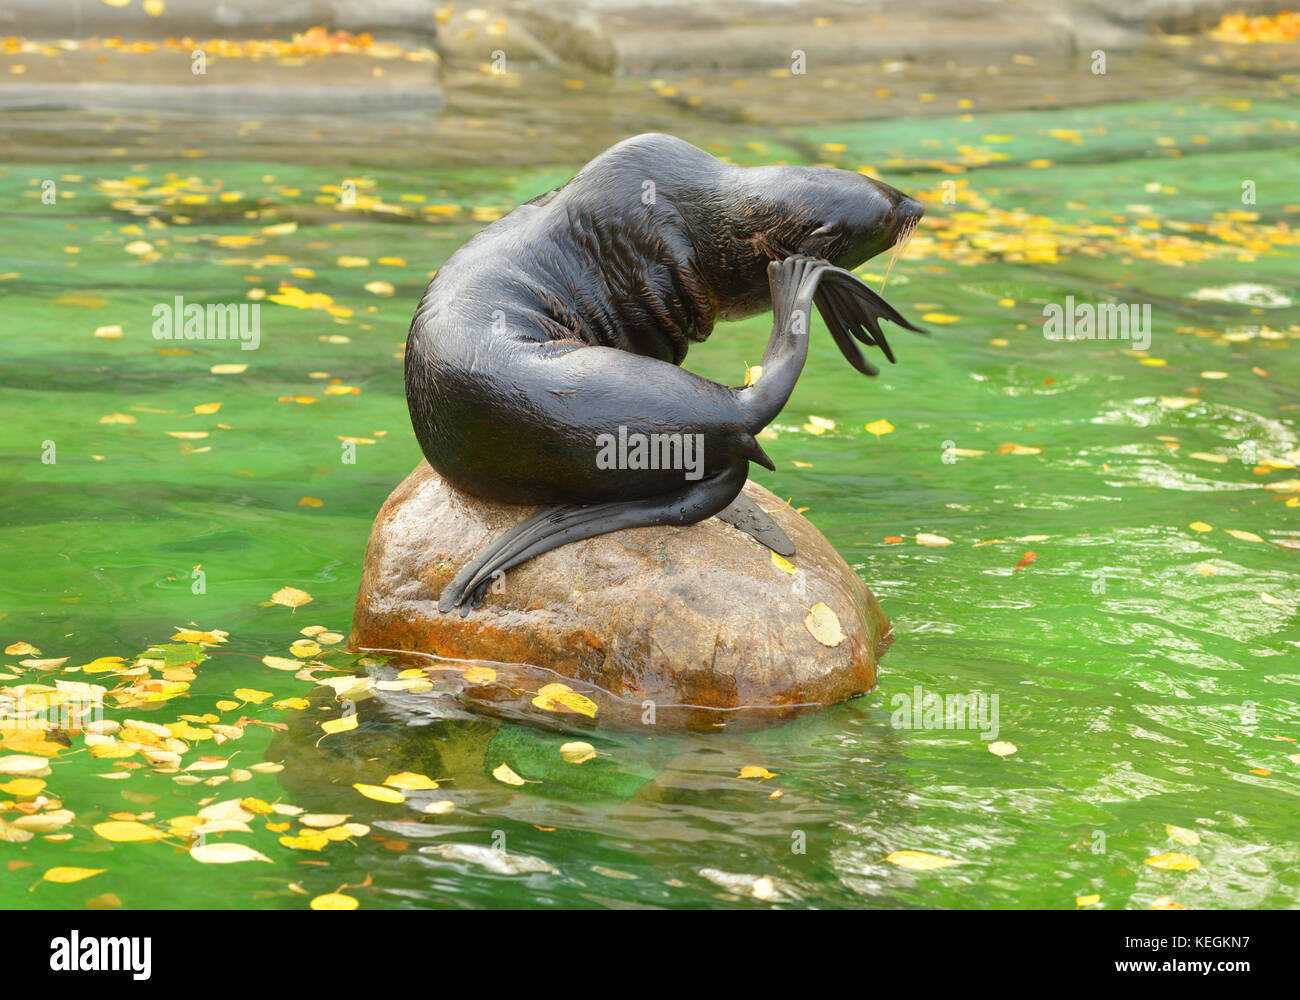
[350,462,892,732]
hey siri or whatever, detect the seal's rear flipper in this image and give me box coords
[715,492,794,557]
[439,465,748,615]
[812,266,926,378]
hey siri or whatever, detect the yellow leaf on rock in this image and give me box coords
[462,665,496,684]
[884,850,961,870]
[804,603,846,647]
[770,552,797,574]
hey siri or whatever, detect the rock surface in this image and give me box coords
[350,461,892,731]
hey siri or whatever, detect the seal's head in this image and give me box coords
[708,163,924,318]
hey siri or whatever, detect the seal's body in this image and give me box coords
[406,134,924,613]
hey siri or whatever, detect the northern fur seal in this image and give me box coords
[406,133,924,614]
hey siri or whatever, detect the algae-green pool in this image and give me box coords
[1,93,1298,909]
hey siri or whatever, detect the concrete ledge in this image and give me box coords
[0,0,439,42]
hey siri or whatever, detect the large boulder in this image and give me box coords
[350,461,892,732]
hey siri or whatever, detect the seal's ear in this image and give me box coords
[810,266,926,377]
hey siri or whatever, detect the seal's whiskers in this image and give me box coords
[881,215,918,292]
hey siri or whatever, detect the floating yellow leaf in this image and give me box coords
[560,742,597,764]
[43,867,105,884]
[270,586,313,609]
[884,850,962,870]
[921,313,960,323]
[353,783,405,803]
[916,532,952,547]
[1225,529,1264,543]
[190,843,271,864]
[1075,894,1101,907]
[532,683,598,717]
[193,402,222,414]
[492,763,526,786]
[0,778,46,796]
[261,655,300,671]
[462,665,496,684]
[865,418,894,437]
[99,412,136,424]
[93,820,165,843]
[738,766,777,779]
[384,772,438,790]
[233,688,272,704]
[210,363,247,375]
[311,892,359,910]
[1143,852,1201,871]
[280,831,329,851]
[987,741,1017,757]
[1188,521,1212,532]
[4,642,40,656]
[1166,824,1200,846]
[804,602,846,647]
[320,715,358,736]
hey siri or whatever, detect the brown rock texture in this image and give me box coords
[350,461,892,731]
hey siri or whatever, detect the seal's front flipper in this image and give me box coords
[715,492,794,557]
[439,466,748,615]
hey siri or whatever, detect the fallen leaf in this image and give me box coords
[310,892,358,910]
[270,586,313,609]
[353,783,405,803]
[492,763,526,786]
[190,843,271,864]
[559,742,597,764]
[43,867,105,884]
[1143,852,1201,872]
[803,602,846,646]
[884,850,962,870]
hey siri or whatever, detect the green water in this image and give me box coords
[1,92,1298,910]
